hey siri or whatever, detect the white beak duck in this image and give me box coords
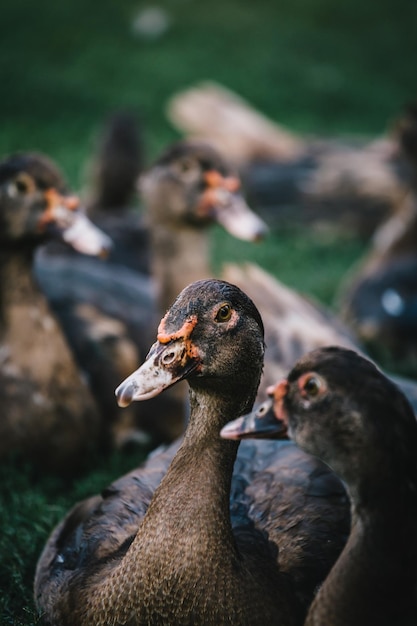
[0,151,111,472]
[35,279,349,625]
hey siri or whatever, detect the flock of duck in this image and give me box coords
[2,108,417,625]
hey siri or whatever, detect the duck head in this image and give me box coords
[139,141,268,241]
[222,346,417,488]
[0,152,112,256]
[116,278,265,413]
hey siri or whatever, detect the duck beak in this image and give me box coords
[220,396,288,440]
[39,189,113,257]
[213,193,269,242]
[200,170,269,242]
[115,337,201,407]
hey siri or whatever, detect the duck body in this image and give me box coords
[36,439,348,626]
[0,250,99,471]
[244,138,404,238]
[0,152,111,471]
[339,104,417,364]
[341,249,417,359]
[222,346,417,626]
[35,280,349,625]
[33,253,165,446]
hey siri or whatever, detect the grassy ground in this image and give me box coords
[1,0,416,622]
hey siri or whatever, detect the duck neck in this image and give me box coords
[0,246,41,330]
[144,388,241,540]
[306,466,417,626]
[84,384,259,625]
[149,220,211,314]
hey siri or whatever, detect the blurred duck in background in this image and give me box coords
[61,110,417,422]
[34,126,268,447]
[338,102,417,371]
[0,152,111,473]
[168,81,407,238]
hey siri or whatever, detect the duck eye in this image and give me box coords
[303,376,322,397]
[16,179,28,193]
[7,173,33,197]
[177,158,196,175]
[215,303,232,323]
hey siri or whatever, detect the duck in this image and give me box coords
[139,140,268,313]
[338,102,417,366]
[0,151,112,472]
[35,279,350,626]
[34,140,268,446]
[221,345,417,625]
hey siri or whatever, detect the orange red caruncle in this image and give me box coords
[267,380,290,427]
[38,188,80,229]
[157,314,200,360]
[197,170,241,217]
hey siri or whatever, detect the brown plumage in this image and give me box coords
[223,346,417,626]
[0,152,111,472]
[35,280,349,625]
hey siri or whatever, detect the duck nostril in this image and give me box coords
[162,351,176,365]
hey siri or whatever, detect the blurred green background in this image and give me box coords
[2,0,416,181]
[0,0,416,623]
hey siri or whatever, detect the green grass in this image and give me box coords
[1,0,416,622]
[212,225,366,306]
[0,447,149,625]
